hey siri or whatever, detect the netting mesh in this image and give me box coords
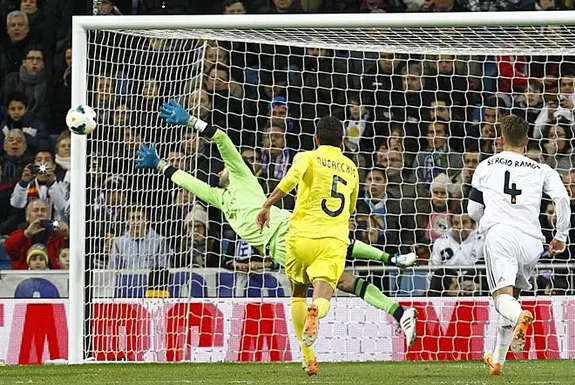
[80,25,575,362]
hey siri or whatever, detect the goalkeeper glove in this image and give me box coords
[159,99,207,131]
[136,143,162,170]
[390,252,417,268]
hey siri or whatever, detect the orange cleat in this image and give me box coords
[303,304,319,347]
[483,353,501,375]
[511,310,534,354]
[302,359,318,376]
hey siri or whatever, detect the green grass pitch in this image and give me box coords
[0,360,574,385]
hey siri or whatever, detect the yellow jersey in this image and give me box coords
[277,145,359,244]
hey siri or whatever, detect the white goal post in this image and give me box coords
[70,12,575,365]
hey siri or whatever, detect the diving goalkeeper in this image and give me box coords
[135,100,417,368]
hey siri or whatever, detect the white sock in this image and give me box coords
[492,314,513,367]
[187,116,208,132]
[494,294,523,325]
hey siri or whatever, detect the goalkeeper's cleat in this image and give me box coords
[510,310,533,354]
[390,252,417,268]
[483,353,501,375]
[303,304,319,347]
[400,307,417,347]
[302,359,318,376]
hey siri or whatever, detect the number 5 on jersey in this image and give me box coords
[322,175,347,217]
[504,170,522,204]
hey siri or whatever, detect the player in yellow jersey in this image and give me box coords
[256,116,359,368]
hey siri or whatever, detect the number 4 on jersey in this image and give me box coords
[503,170,522,204]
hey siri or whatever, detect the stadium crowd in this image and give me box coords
[0,0,574,297]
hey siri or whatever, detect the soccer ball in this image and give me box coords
[66,105,97,135]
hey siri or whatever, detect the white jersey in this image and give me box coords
[430,229,484,267]
[471,151,570,242]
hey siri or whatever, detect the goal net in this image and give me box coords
[70,13,575,364]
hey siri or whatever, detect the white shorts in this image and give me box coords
[483,224,544,293]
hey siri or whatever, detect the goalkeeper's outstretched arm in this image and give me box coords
[135,143,225,210]
[159,99,255,181]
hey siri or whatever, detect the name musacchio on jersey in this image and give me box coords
[471,151,565,241]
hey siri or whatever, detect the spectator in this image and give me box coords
[452,152,480,197]
[92,73,116,124]
[1,128,33,183]
[137,0,197,14]
[89,175,126,268]
[289,47,347,148]
[4,198,67,269]
[425,93,466,152]
[416,173,459,248]
[357,168,387,230]
[202,65,245,144]
[56,243,68,269]
[50,43,71,133]
[460,0,519,11]
[241,146,265,188]
[390,61,433,122]
[412,121,462,195]
[343,92,374,154]
[431,55,471,107]
[252,70,288,122]
[512,79,545,138]
[108,206,172,270]
[53,130,70,183]
[26,242,49,270]
[361,52,403,125]
[223,0,247,14]
[258,96,300,150]
[538,199,570,294]
[0,91,50,153]
[360,0,387,12]
[175,204,214,268]
[532,0,561,10]
[261,122,292,180]
[0,163,23,235]
[428,205,484,296]
[377,149,418,249]
[266,0,306,13]
[97,0,122,15]
[423,0,466,12]
[260,122,295,209]
[4,45,52,121]
[10,150,69,222]
[541,119,574,175]
[1,11,34,80]
[20,0,52,48]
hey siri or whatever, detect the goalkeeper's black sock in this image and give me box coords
[392,305,405,323]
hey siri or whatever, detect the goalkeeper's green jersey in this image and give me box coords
[170,130,292,263]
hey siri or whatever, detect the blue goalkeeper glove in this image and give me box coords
[159,99,191,126]
[136,143,161,169]
[390,252,417,268]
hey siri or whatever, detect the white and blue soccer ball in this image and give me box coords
[66,105,97,135]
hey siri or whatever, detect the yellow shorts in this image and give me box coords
[285,236,348,291]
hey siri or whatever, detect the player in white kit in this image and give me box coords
[468,115,570,376]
